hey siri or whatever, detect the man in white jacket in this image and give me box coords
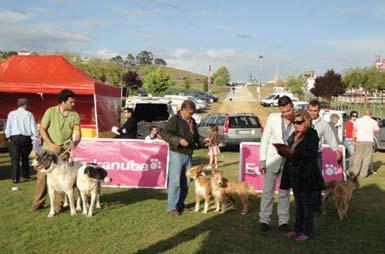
[259,96,294,232]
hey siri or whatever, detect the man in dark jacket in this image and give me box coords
[162,100,207,216]
[116,108,137,139]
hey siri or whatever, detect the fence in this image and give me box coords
[330,96,385,119]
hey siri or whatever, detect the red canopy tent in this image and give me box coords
[0,55,121,138]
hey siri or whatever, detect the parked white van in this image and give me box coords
[260,92,298,107]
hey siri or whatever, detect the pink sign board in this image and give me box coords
[239,143,345,192]
[73,138,169,189]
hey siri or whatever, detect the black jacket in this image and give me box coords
[161,113,204,155]
[117,117,137,139]
[280,128,326,193]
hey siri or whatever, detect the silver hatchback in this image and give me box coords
[198,113,263,147]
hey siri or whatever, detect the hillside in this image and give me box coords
[127,65,207,90]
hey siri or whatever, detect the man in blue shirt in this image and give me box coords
[5,98,39,183]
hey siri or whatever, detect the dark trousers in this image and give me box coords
[8,135,32,182]
[314,153,323,211]
[294,191,315,236]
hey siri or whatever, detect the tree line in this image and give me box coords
[1,50,231,95]
[110,50,167,67]
[285,66,385,106]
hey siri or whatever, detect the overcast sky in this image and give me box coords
[1,0,385,81]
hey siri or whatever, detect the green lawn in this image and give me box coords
[1,150,385,254]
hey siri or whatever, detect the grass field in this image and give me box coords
[1,150,385,254]
[1,86,385,254]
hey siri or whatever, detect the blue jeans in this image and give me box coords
[167,151,192,212]
[344,139,354,170]
[294,191,315,236]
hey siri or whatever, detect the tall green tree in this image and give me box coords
[286,75,306,98]
[343,67,384,107]
[125,54,136,66]
[213,66,230,86]
[143,67,172,95]
[311,69,345,104]
[110,55,124,66]
[136,51,154,65]
[154,58,167,66]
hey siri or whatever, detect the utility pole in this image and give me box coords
[274,64,278,92]
[258,55,263,101]
[208,65,212,92]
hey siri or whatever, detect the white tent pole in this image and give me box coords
[93,93,99,138]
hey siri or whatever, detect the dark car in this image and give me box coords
[206,92,219,102]
[198,113,262,147]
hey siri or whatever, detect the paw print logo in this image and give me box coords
[325,164,338,176]
[149,159,162,170]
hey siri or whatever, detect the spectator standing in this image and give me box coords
[32,89,81,212]
[352,110,379,177]
[279,110,324,241]
[113,108,137,139]
[206,124,220,169]
[307,100,341,213]
[259,96,294,233]
[328,114,341,144]
[161,100,207,216]
[344,111,358,170]
[5,98,39,183]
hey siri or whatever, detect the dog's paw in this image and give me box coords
[70,212,77,216]
[76,207,82,212]
[87,213,93,217]
[96,204,101,209]
[47,213,55,218]
[63,203,69,208]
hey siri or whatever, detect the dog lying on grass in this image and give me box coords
[210,170,257,215]
[322,172,360,220]
[186,165,212,213]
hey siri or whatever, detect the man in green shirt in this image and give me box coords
[32,89,82,212]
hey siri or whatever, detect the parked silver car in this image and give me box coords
[198,113,263,147]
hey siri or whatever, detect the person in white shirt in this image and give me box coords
[307,100,341,213]
[352,110,380,177]
[259,96,293,233]
[5,98,39,183]
[145,126,161,141]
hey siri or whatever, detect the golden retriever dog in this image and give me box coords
[210,170,257,215]
[186,165,212,213]
[322,172,360,220]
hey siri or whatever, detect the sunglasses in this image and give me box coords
[294,120,305,125]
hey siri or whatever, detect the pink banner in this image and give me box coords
[73,138,169,188]
[239,143,345,192]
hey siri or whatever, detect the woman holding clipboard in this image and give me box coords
[275,109,325,241]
